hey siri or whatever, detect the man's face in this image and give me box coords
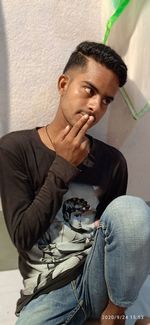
[58,58,119,128]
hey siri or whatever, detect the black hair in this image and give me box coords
[63,41,127,87]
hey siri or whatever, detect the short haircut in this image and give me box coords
[63,41,127,87]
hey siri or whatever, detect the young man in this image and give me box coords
[0,41,150,325]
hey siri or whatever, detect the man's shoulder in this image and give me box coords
[92,136,126,163]
[0,129,35,153]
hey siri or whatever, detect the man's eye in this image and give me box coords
[102,98,112,105]
[84,87,94,96]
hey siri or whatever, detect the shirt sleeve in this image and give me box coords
[0,146,78,251]
[96,152,128,217]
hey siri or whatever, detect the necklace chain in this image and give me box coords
[45,124,54,147]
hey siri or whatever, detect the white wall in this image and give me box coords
[0,0,150,200]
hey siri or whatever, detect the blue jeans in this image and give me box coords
[16,196,150,324]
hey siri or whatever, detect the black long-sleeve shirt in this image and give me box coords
[0,128,128,313]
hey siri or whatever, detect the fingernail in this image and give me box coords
[83,114,88,118]
[89,115,94,120]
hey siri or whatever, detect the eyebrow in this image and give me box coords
[83,81,114,101]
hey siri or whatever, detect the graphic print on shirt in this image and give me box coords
[37,185,100,279]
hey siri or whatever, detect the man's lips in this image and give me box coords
[78,111,96,122]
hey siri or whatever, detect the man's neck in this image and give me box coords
[48,109,68,137]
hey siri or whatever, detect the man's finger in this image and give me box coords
[80,138,90,152]
[59,125,71,140]
[68,114,89,138]
[76,115,94,141]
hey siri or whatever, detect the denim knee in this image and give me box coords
[100,195,150,247]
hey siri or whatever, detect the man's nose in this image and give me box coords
[88,95,101,114]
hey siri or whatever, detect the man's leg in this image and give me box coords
[16,281,86,325]
[81,195,150,324]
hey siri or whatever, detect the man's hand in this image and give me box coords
[53,114,94,166]
[135,318,150,325]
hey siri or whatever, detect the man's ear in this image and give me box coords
[58,74,70,95]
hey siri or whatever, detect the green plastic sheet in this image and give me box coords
[103,0,130,44]
[120,88,150,120]
[103,0,150,119]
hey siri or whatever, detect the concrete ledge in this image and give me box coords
[0,212,18,271]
